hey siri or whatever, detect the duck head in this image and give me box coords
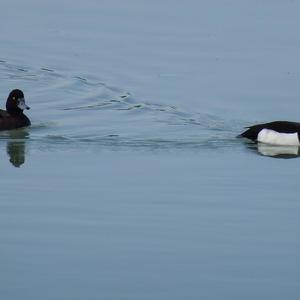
[6,89,30,114]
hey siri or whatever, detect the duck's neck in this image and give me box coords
[7,109,24,116]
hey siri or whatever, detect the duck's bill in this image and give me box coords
[17,98,30,110]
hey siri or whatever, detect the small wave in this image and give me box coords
[23,134,240,153]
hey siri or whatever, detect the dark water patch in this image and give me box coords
[45,135,72,142]
[40,67,54,72]
[74,76,88,82]
[62,97,126,111]
[30,122,57,129]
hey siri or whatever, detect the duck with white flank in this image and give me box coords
[240,121,300,146]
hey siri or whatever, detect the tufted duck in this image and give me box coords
[240,121,300,146]
[0,89,30,131]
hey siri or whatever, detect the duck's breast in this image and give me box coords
[0,114,30,131]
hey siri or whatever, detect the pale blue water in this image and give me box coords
[1,1,300,299]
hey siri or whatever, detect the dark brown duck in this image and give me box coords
[0,89,30,130]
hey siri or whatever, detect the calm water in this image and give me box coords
[1,1,300,299]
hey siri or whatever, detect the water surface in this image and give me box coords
[1,1,300,299]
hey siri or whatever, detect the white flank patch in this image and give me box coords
[257,129,300,146]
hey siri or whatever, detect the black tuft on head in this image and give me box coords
[8,89,24,100]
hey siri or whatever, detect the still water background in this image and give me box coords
[1,1,300,299]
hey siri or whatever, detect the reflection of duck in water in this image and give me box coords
[257,143,300,159]
[6,129,29,167]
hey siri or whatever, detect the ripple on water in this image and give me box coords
[0,60,244,152]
